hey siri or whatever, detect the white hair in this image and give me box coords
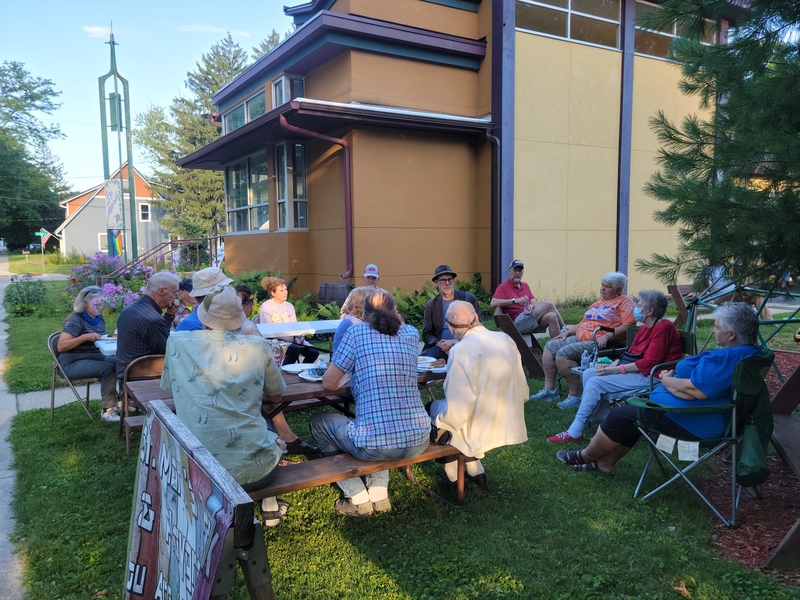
[146,271,179,293]
[601,271,627,293]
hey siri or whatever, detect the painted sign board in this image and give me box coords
[125,401,255,600]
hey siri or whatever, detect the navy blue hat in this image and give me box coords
[432,265,457,281]
[178,278,193,292]
[509,259,524,270]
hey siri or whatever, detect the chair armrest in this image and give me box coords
[626,396,734,414]
[647,360,680,393]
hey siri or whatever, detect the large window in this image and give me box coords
[226,153,269,233]
[223,104,246,134]
[634,1,716,59]
[222,88,269,134]
[275,142,308,230]
[516,0,621,50]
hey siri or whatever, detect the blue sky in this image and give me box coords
[1,0,295,192]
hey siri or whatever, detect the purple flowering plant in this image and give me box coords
[66,252,157,314]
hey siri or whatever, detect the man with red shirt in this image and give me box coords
[490,260,566,338]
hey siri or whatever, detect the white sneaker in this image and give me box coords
[102,408,121,422]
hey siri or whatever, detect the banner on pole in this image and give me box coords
[105,179,122,229]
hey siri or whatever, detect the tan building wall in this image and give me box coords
[334,0,479,39]
[628,55,709,290]
[514,33,621,301]
[304,52,353,105]
[351,128,489,294]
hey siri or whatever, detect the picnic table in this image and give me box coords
[125,368,446,418]
[257,320,342,338]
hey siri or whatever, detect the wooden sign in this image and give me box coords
[125,400,256,599]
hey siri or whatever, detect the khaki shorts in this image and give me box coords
[543,336,595,363]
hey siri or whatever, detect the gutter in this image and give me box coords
[279,114,354,281]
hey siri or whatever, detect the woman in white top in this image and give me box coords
[259,277,320,365]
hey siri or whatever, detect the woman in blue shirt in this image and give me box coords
[556,302,761,475]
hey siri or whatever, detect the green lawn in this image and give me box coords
[10,399,798,599]
[7,252,77,275]
[6,286,800,598]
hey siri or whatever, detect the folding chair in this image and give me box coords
[628,348,774,528]
[118,355,165,441]
[48,332,97,420]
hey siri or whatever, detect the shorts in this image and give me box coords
[543,336,595,363]
[601,404,701,448]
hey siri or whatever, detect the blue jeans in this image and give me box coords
[59,352,117,410]
[310,412,429,498]
[567,368,650,438]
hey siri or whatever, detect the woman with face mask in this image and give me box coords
[547,289,683,444]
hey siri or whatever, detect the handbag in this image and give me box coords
[617,351,642,365]
[736,419,769,487]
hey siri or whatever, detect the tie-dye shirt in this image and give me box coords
[576,295,636,342]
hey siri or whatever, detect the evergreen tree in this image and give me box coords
[635,1,800,288]
[251,29,290,60]
[134,34,249,239]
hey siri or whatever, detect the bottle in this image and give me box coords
[580,350,590,370]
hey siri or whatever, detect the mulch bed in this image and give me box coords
[702,350,800,587]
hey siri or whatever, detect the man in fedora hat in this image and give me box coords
[162,286,292,527]
[421,265,480,362]
[175,266,233,332]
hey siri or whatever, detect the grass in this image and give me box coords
[6,289,800,598]
[10,399,800,599]
[7,252,77,275]
[3,283,118,393]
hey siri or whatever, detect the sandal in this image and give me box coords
[285,438,320,455]
[572,461,614,477]
[555,449,588,466]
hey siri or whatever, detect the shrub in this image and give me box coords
[233,270,298,303]
[66,253,154,294]
[45,249,84,265]
[5,275,47,310]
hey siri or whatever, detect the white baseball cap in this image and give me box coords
[363,264,380,278]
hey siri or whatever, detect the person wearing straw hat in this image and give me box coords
[58,285,119,422]
[163,286,293,527]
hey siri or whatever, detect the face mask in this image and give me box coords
[633,307,645,322]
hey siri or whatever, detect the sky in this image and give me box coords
[1,0,295,193]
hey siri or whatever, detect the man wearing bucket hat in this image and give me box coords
[421,265,480,362]
[162,286,305,527]
[175,267,233,332]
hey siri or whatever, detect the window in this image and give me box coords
[139,203,150,222]
[275,142,308,230]
[247,91,266,121]
[516,0,621,50]
[99,233,108,253]
[272,75,305,107]
[223,104,246,134]
[225,153,270,233]
[634,0,716,59]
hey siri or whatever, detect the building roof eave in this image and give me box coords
[176,99,492,171]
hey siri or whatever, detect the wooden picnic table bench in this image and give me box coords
[247,443,466,505]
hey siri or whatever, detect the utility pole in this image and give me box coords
[98,29,138,262]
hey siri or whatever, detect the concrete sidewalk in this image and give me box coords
[0,257,80,600]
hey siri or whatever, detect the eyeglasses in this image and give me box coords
[163,287,179,296]
[445,319,472,329]
[437,277,454,284]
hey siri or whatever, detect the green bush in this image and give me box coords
[4,275,47,309]
[45,248,84,265]
[233,269,298,303]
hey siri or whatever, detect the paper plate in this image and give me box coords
[417,356,436,365]
[282,363,315,374]
[298,371,324,382]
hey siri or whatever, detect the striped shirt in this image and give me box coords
[333,323,430,449]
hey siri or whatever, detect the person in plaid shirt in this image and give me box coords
[315,289,430,517]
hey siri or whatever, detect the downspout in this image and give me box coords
[279,113,353,280]
[486,130,501,290]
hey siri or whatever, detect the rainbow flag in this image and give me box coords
[108,229,124,257]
